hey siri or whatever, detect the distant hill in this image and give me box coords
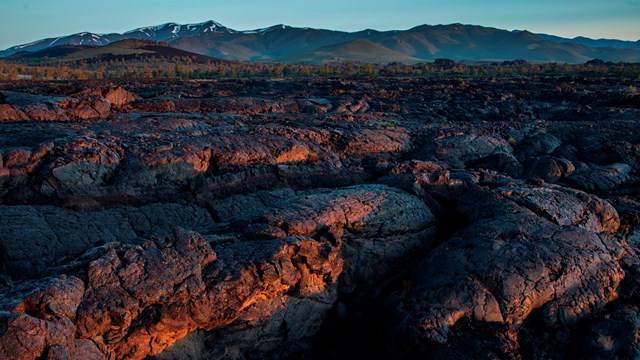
[279,39,423,64]
[535,33,640,50]
[7,39,224,65]
[2,21,639,64]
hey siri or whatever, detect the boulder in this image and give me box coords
[389,185,626,354]
[566,163,636,192]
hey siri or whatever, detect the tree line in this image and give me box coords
[0,56,638,81]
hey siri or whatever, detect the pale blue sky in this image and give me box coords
[1,0,639,49]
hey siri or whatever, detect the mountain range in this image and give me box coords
[2,20,639,64]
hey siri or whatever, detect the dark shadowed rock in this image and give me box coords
[522,156,575,181]
[566,162,637,192]
[388,185,626,356]
[424,134,513,169]
[516,131,562,160]
[0,203,214,278]
[569,304,640,359]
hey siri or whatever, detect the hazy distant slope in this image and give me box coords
[278,39,423,64]
[536,33,640,50]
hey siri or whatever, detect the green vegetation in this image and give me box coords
[0,57,639,81]
[377,121,396,128]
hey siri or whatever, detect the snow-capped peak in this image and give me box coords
[13,39,44,49]
[187,20,224,30]
[244,24,290,35]
[123,20,235,37]
[124,22,177,35]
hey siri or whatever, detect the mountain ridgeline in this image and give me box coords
[2,20,639,64]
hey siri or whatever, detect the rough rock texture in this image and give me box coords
[2,229,331,359]
[390,186,625,350]
[0,203,214,278]
[0,77,639,359]
[0,182,436,359]
[0,275,84,360]
[0,86,138,121]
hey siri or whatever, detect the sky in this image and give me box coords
[1,0,639,49]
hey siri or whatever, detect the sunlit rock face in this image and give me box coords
[0,184,436,359]
[1,77,640,359]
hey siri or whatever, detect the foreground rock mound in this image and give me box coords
[0,183,436,359]
[391,185,626,356]
[1,229,339,359]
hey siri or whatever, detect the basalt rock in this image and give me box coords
[0,87,139,122]
[566,162,637,193]
[0,196,431,360]
[0,203,214,278]
[387,183,628,358]
[522,156,575,181]
[74,87,140,107]
[0,229,340,359]
[1,77,639,359]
